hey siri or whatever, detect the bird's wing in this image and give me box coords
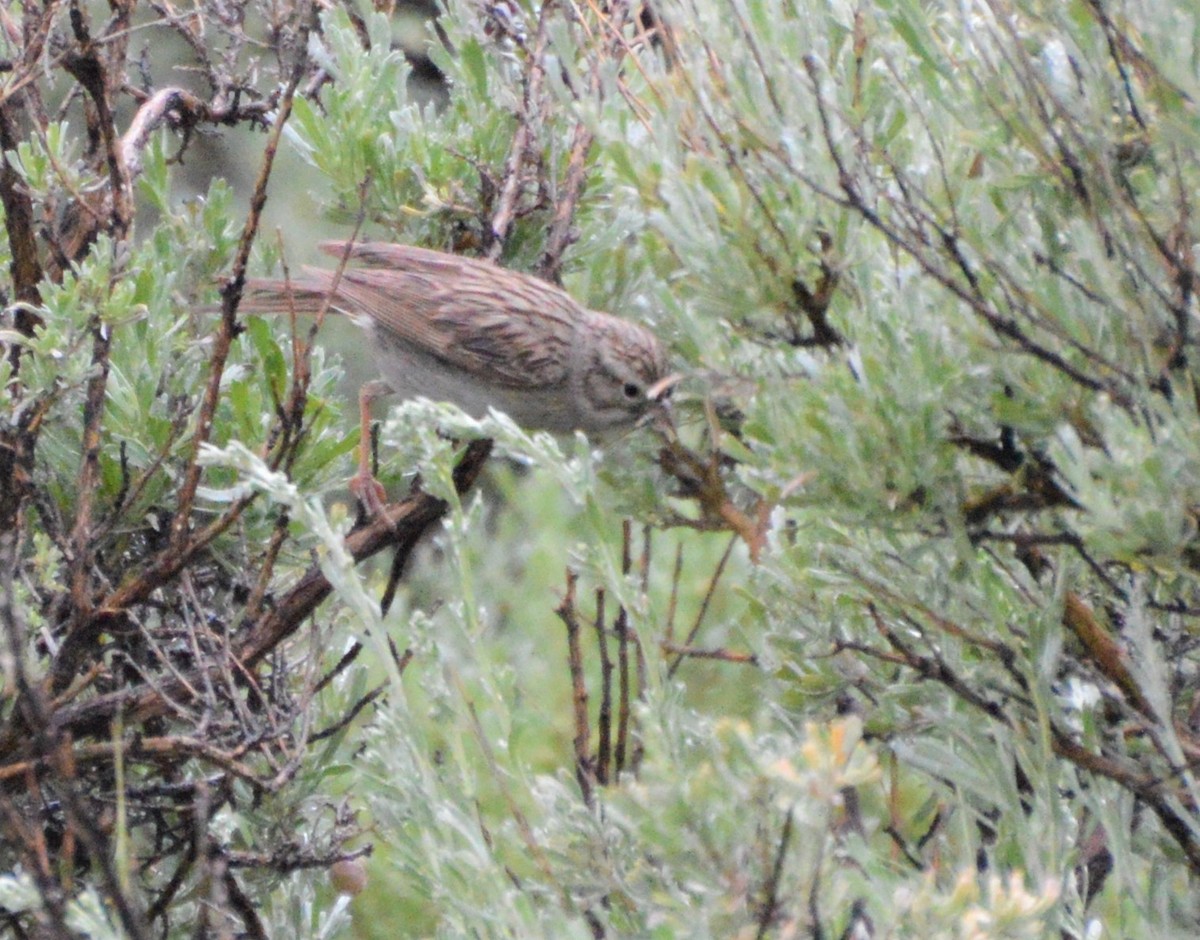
[318,243,581,389]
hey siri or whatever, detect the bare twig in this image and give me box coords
[556,569,595,805]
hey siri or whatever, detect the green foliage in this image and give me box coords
[6,0,1200,937]
[278,1,1200,936]
[288,6,527,254]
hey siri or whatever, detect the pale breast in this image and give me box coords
[364,320,586,432]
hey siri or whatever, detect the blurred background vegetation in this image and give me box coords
[3,0,1200,937]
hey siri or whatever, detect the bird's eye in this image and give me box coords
[623,382,641,400]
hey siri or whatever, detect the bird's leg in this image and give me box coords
[349,379,393,517]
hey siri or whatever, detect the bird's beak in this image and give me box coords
[646,373,683,403]
[640,373,682,435]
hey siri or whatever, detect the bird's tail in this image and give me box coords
[233,270,340,316]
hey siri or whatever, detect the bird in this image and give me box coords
[235,241,674,510]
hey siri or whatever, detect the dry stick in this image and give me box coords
[556,569,594,806]
[223,869,268,940]
[801,56,1119,404]
[238,231,307,628]
[0,4,58,111]
[36,731,152,939]
[55,311,112,695]
[886,595,1190,789]
[192,813,219,938]
[222,839,369,873]
[0,735,265,788]
[867,601,1200,874]
[540,118,594,282]
[242,509,293,627]
[119,87,208,177]
[0,105,42,308]
[754,809,795,940]
[0,440,496,763]
[613,521,633,776]
[3,777,68,933]
[144,2,221,92]
[48,37,319,692]
[8,30,149,930]
[62,4,133,243]
[0,393,55,552]
[660,644,757,666]
[613,602,630,776]
[310,683,387,745]
[145,850,197,926]
[631,524,650,773]
[55,3,131,694]
[663,541,683,646]
[866,604,1007,721]
[247,179,374,620]
[639,522,652,595]
[1,789,66,926]
[594,586,613,785]
[0,537,68,935]
[539,1,634,277]
[387,636,414,676]
[237,439,491,669]
[49,660,106,710]
[1049,725,1200,875]
[312,641,366,697]
[170,17,313,550]
[667,533,737,678]
[487,1,555,256]
[1061,591,1157,720]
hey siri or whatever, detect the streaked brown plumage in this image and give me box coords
[240,242,670,434]
[238,242,672,508]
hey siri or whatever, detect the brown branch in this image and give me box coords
[60,2,133,250]
[119,86,209,178]
[0,104,43,308]
[2,440,493,758]
[487,3,555,255]
[656,428,770,561]
[863,599,1200,876]
[539,118,594,282]
[223,869,268,940]
[614,521,635,777]
[54,317,113,695]
[1049,724,1200,874]
[1061,591,1157,720]
[667,533,737,677]
[0,735,272,788]
[538,1,638,281]
[661,643,758,666]
[594,586,613,786]
[556,569,595,806]
[239,439,493,668]
[801,55,1133,406]
[310,683,387,745]
[754,809,794,940]
[170,12,315,551]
